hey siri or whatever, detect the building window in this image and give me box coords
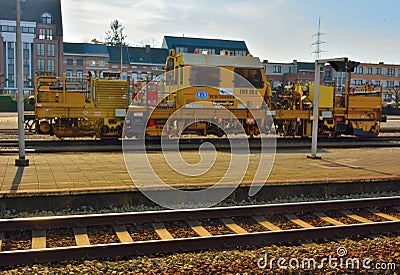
[375,80,381,86]
[99,60,106,67]
[47,60,55,73]
[7,73,15,87]
[47,44,55,57]
[195,48,215,55]
[357,80,363,85]
[89,60,96,67]
[23,43,30,86]
[356,67,363,74]
[37,59,45,72]
[23,42,30,59]
[376,68,381,75]
[38,28,46,39]
[273,66,281,73]
[66,59,73,66]
[387,68,395,77]
[66,70,73,82]
[46,29,53,40]
[131,65,137,69]
[24,65,30,87]
[234,50,247,56]
[22,26,35,33]
[76,70,83,82]
[37,43,45,56]
[76,59,83,66]
[7,42,15,86]
[366,67,372,75]
[175,47,188,54]
[7,42,14,57]
[41,13,52,24]
[1,25,16,32]
[387,81,394,88]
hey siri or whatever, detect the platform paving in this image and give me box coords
[0,147,399,196]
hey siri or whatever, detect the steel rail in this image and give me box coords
[0,221,399,266]
[1,138,400,154]
[0,196,398,231]
[1,136,400,144]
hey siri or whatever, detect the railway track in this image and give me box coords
[0,136,400,153]
[0,196,399,266]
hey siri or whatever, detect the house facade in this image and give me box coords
[0,0,63,95]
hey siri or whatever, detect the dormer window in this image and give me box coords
[41,13,52,24]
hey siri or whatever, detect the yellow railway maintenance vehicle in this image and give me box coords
[125,50,272,138]
[126,52,384,138]
[32,72,129,138]
[269,59,384,137]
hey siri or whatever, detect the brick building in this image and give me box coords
[0,0,63,95]
[107,44,168,82]
[263,60,320,88]
[324,61,400,103]
[62,43,168,84]
[63,42,109,82]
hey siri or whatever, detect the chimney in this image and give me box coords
[145,45,151,53]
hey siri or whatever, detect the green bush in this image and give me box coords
[0,96,34,112]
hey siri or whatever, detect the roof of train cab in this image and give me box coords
[179,53,263,69]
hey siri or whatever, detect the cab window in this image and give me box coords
[190,66,220,87]
[165,58,177,85]
[234,68,264,88]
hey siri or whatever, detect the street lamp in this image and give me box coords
[308,60,322,159]
[15,0,29,166]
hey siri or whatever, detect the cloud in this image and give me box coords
[61,0,400,63]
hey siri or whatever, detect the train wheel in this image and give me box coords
[39,121,51,134]
[100,125,110,137]
[124,129,135,138]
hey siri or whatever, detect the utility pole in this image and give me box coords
[120,43,123,79]
[308,18,325,159]
[308,60,321,159]
[15,0,29,166]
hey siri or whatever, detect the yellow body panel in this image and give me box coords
[308,84,334,108]
[348,96,381,109]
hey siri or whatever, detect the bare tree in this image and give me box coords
[105,19,128,46]
[387,86,400,105]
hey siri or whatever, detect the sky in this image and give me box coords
[61,0,400,64]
